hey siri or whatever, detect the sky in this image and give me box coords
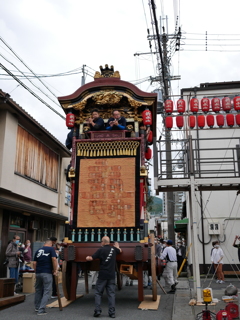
[1,0,240,147]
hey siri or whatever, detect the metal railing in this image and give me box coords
[157,136,240,180]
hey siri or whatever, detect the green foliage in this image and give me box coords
[147,196,162,215]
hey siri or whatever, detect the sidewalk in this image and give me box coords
[172,277,240,320]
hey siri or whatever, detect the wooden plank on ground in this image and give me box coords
[138,295,161,310]
[47,295,83,308]
[0,294,25,310]
[223,271,240,275]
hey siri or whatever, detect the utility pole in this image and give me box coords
[150,0,175,244]
[81,64,86,86]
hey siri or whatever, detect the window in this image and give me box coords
[15,126,59,190]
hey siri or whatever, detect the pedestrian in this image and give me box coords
[33,239,58,316]
[176,240,186,271]
[49,236,58,298]
[233,235,240,262]
[5,235,21,293]
[86,236,122,318]
[211,241,225,284]
[23,240,32,263]
[160,239,178,294]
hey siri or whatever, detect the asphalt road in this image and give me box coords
[0,279,174,320]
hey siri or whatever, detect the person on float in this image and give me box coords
[106,110,126,130]
[87,109,105,131]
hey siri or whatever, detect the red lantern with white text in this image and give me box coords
[233,96,240,112]
[142,109,152,126]
[206,115,214,128]
[201,97,210,114]
[211,97,221,113]
[177,99,186,114]
[190,98,199,114]
[216,114,224,127]
[236,114,240,126]
[226,114,234,127]
[222,96,231,113]
[164,99,173,115]
[66,112,75,128]
[165,116,173,130]
[145,147,152,160]
[176,116,184,129]
[189,116,196,129]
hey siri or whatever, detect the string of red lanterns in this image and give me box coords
[163,96,240,115]
[165,114,240,130]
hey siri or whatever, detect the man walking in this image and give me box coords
[33,239,58,316]
[86,236,122,318]
[160,239,178,294]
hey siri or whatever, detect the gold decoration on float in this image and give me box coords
[77,141,140,157]
[92,90,123,105]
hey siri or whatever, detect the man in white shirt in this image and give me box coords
[160,239,178,294]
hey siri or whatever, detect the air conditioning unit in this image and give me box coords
[29,220,40,230]
[208,223,220,235]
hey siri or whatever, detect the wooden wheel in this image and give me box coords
[62,261,78,300]
[116,263,123,290]
[150,233,157,301]
[62,260,70,300]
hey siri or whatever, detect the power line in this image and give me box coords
[0,63,65,120]
[0,52,61,108]
[0,36,62,100]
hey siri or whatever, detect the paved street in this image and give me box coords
[1,276,240,320]
[0,278,174,320]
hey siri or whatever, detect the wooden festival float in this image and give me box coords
[58,65,162,302]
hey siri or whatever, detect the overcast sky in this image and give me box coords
[1,0,240,146]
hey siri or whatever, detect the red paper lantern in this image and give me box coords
[236,114,240,126]
[66,112,75,128]
[211,97,221,113]
[190,98,199,114]
[233,96,240,112]
[226,114,234,127]
[177,99,186,114]
[165,116,173,130]
[222,96,231,113]
[216,114,224,127]
[145,147,152,160]
[189,115,196,129]
[201,97,210,114]
[206,115,214,128]
[147,130,153,144]
[176,116,184,129]
[197,115,205,129]
[164,99,173,115]
[142,109,152,126]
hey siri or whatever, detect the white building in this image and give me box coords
[0,89,71,277]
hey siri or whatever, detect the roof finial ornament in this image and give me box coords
[94,64,120,79]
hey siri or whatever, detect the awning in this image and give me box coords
[0,197,67,221]
[174,218,188,232]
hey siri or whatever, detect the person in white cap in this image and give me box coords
[160,239,178,294]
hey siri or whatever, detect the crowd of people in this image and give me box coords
[4,234,240,317]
